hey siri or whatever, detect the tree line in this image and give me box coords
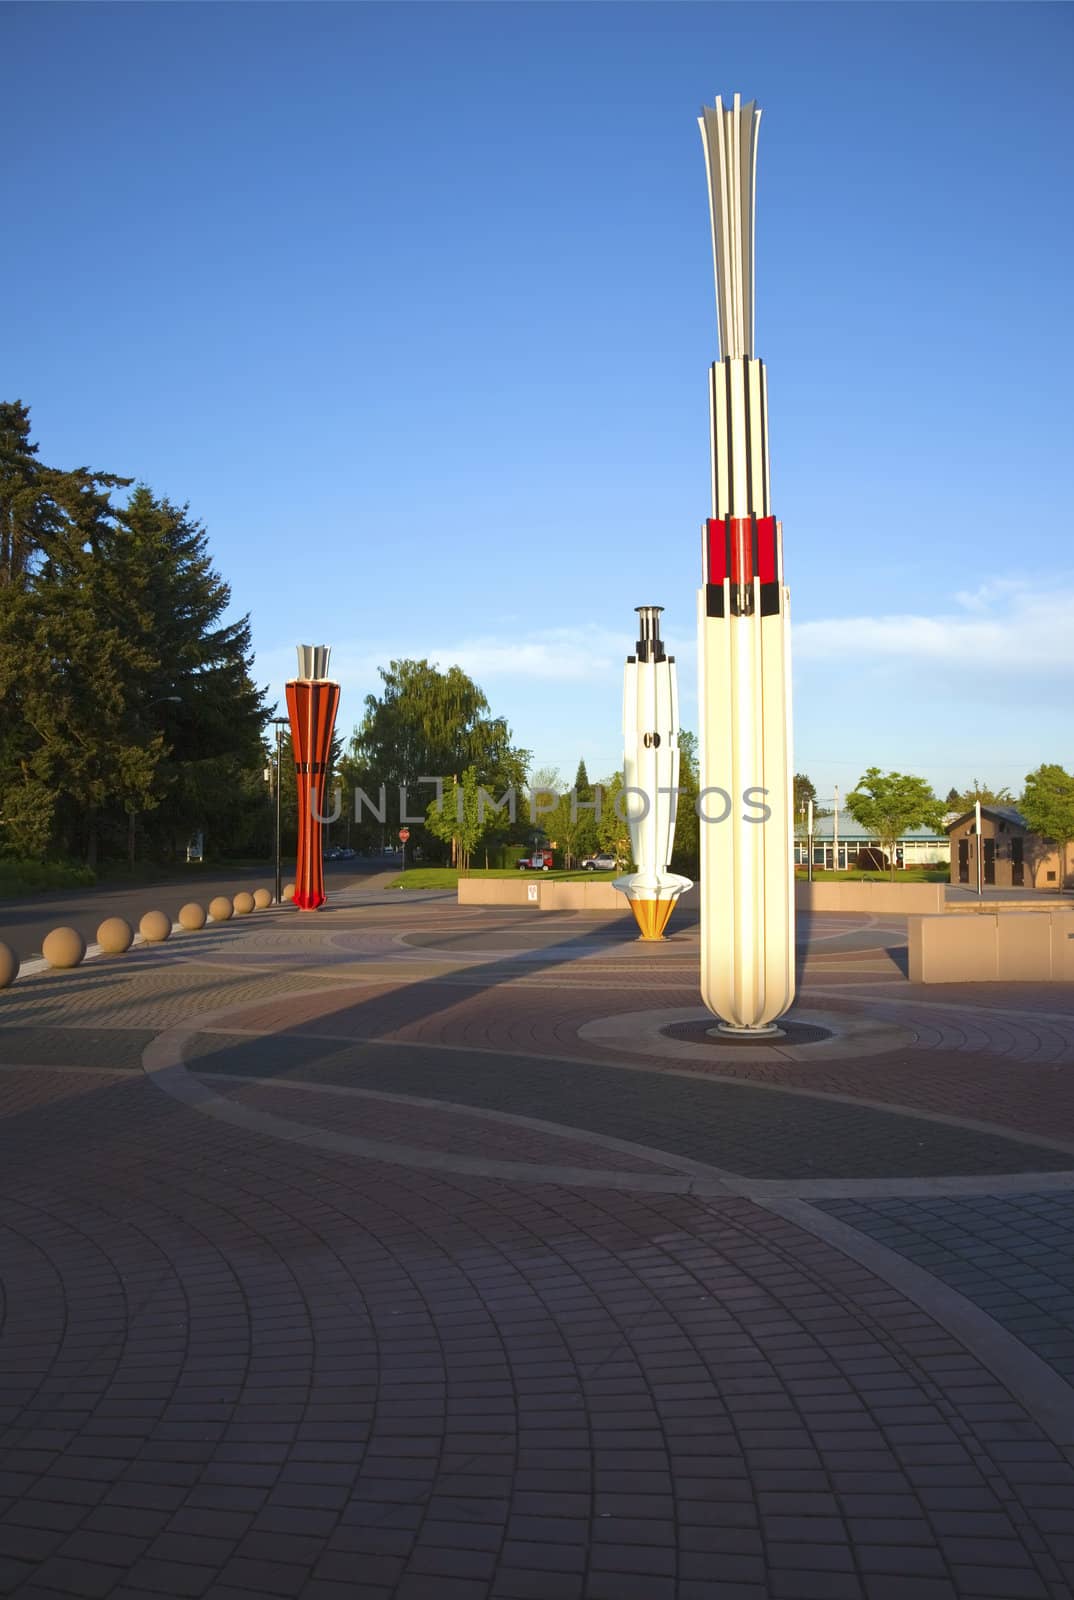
[1,402,268,867]
[793,765,1074,882]
[333,658,702,873]
[8,401,1070,883]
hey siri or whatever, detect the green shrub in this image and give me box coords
[0,859,97,895]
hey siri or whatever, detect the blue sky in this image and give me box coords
[6,2,1072,805]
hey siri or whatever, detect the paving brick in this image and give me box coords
[7,911,1074,1600]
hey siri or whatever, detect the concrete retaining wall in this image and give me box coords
[796,882,946,914]
[908,910,1074,983]
[461,878,945,916]
[457,878,539,907]
[457,878,628,913]
[540,881,628,913]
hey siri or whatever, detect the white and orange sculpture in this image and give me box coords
[696,94,795,1031]
[614,607,692,941]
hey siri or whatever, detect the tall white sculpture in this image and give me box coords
[697,94,795,1032]
[614,607,692,940]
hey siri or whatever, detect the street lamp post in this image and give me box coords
[270,717,288,905]
[806,797,814,884]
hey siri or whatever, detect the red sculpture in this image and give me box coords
[285,645,340,911]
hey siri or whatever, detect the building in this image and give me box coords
[945,805,1072,890]
[794,810,949,871]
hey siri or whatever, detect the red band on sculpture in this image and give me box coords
[706,518,726,584]
[756,515,777,583]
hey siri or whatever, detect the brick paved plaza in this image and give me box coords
[3,884,1074,1599]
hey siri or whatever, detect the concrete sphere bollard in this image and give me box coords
[97,916,133,955]
[178,902,206,931]
[43,927,86,969]
[253,888,272,910]
[0,940,18,988]
[139,910,172,944]
[209,896,233,922]
[282,883,296,903]
[233,891,255,916]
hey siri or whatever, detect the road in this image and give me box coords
[0,856,392,961]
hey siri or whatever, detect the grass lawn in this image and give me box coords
[796,866,949,883]
[387,867,620,890]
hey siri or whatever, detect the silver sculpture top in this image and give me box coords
[698,93,761,361]
[295,644,332,681]
[634,605,666,664]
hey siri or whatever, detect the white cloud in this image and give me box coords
[261,623,697,695]
[794,580,1074,670]
[262,580,1069,712]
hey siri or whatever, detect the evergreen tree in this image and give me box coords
[114,488,268,860]
[793,772,817,819]
[0,407,268,864]
[0,400,129,587]
[0,457,157,862]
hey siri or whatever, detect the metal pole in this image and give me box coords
[833,785,839,872]
[275,721,283,905]
[975,798,983,898]
[807,797,814,883]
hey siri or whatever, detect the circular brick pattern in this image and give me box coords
[6,889,1074,1600]
[1,1063,1072,1600]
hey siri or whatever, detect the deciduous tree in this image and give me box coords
[425,766,488,872]
[1020,764,1074,893]
[671,730,700,877]
[845,768,945,881]
[948,780,1014,814]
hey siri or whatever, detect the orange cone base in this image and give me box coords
[630,897,677,941]
[293,891,327,911]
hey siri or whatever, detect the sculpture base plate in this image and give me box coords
[709,1022,786,1040]
[662,1018,835,1050]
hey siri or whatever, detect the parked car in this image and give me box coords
[582,853,618,872]
[517,851,553,871]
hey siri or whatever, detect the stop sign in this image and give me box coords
[398,828,410,842]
